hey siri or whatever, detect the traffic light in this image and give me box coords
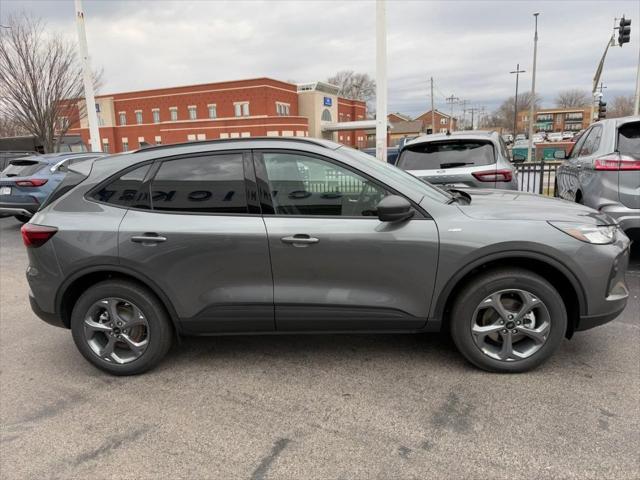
[597,100,607,120]
[618,17,631,46]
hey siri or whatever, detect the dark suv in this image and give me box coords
[23,138,630,375]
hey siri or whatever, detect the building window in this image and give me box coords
[188,106,197,120]
[119,112,126,125]
[234,102,250,117]
[152,109,160,123]
[138,136,145,145]
[102,139,109,153]
[440,118,447,125]
[197,133,206,140]
[321,109,332,122]
[135,110,143,124]
[266,131,279,136]
[241,132,250,137]
[208,104,217,119]
[170,107,178,121]
[59,116,69,130]
[276,102,290,116]
[155,135,162,145]
[122,138,129,152]
[95,103,101,113]
[439,128,447,133]
[187,134,196,141]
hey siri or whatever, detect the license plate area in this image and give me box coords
[0,186,11,195]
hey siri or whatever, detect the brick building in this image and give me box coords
[414,110,458,133]
[66,78,368,153]
[516,106,591,134]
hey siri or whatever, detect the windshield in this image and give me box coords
[397,140,496,170]
[618,121,640,159]
[1,159,47,177]
[339,147,453,203]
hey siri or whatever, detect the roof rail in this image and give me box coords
[134,136,341,153]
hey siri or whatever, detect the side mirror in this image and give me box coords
[512,154,526,163]
[553,150,567,160]
[376,195,414,223]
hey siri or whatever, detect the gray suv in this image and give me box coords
[556,117,639,238]
[396,131,519,190]
[23,138,630,375]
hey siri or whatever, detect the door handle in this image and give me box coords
[131,234,167,245]
[281,234,319,246]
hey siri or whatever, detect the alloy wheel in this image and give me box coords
[470,289,551,362]
[83,297,150,364]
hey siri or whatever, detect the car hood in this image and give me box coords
[456,189,615,225]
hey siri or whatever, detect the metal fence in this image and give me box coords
[514,161,561,196]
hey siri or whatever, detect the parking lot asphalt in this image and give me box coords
[1,216,638,480]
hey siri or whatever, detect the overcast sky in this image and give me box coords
[2,0,639,118]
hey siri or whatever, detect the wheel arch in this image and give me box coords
[56,265,182,337]
[434,251,587,338]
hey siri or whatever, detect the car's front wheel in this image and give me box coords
[450,268,567,373]
[70,280,173,375]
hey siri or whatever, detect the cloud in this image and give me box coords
[2,0,638,118]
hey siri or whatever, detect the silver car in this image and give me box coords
[556,117,639,238]
[396,131,519,190]
[23,137,630,375]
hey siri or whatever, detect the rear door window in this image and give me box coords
[579,125,602,157]
[2,159,47,177]
[618,122,640,159]
[150,153,248,214]
[397,140,496,170]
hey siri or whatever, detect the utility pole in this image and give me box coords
[430,77,435,134]
[75,0,101,152]
[468,107,479,130]
[460,99,468,129]
[510,63,526,136]
[635,42,640,115]
[527,13,539,163]
[446,94,459,132]
[375,0,387,162]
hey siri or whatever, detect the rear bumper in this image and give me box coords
[29,291,65,328]
[599,203,640,233]
[0,202,37,217]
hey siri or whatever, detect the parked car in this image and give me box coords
[0,151,37,172]
[23,137,630,375]
[547,132,563,142]
[532,133,546,143]
[502,133,514,144]
[395,131,518,190]
[562,131,575,140]
[555,116,639,238]
[0,152,106,222]
[515,134,527,142]
[362,146,400,165]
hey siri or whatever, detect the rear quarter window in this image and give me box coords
[398,140,496,170]
[618,122,640,159]
[90,164,152,208]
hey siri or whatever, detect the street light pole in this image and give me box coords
[75,0,101,152]
[634,41,640,116]
[510,64,525,136]
[527,13,539,163]
[375,0,387,162]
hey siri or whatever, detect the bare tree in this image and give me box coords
[0,13,101,153]
[490,92,542,130]
[0,115,27,137]
[607,94,634,118]
[327,70,376,103]
[554,89,590,108]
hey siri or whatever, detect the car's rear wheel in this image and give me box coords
[70,280,173,375]
[14,215,30,223]
[450,268,566,373]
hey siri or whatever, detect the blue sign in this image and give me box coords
[323,96,332,107]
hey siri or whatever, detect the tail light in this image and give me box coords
[21,224,58,248]
[472,169,513,182]
[15,178,48,187]
[594,154,640,171]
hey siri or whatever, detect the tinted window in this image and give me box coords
[397,140,495,170]
[618,122,640,159]
[579,126,602,157]
[262,152,389,216]
[151,154,247,214]
[2,159,47,177]
[92,164,151,207]
[569,130,589,159]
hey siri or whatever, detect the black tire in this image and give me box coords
[14,215,30,223]
[450,268,567,373]
[70,280,173,375]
